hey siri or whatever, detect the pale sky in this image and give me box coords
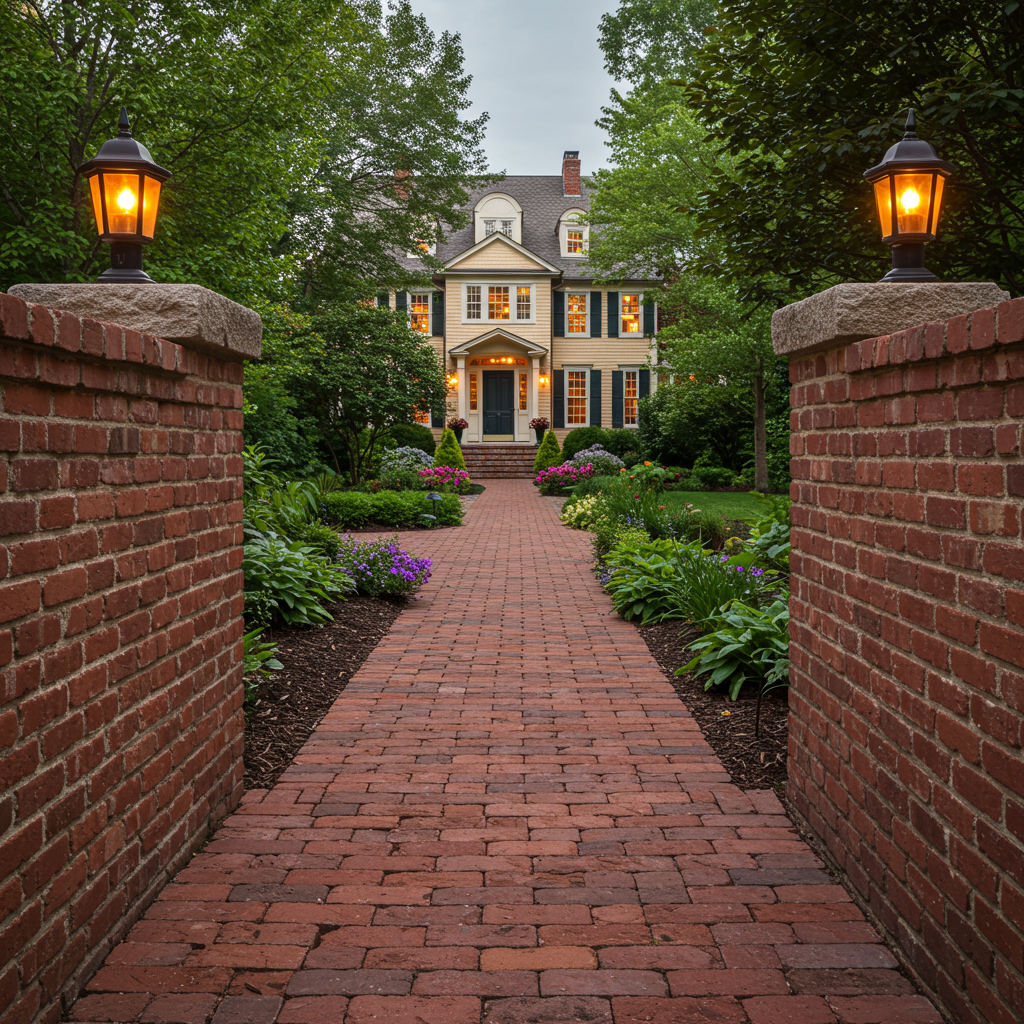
[411,0,620,177]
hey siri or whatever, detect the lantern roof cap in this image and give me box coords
[78,107,171,181]
[863,108,955,181]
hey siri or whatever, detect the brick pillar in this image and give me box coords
[562,151,581,197]
[773,284,1024,1024]
[0,285,260,1024]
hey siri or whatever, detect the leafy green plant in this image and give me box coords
[243,533,354,626]
[323,491,374,528]
[242,627,284,704]
[679,598,791,709]
[602,537,698,623]
[561,426,610,462]
[298,521,341,558]
[388,422,437,456]
[533,429,562,473]
[433,428,466,471]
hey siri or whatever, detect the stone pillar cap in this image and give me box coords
[7,282,262,360]
[771,281,1009,357]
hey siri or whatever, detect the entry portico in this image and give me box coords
[448,329,546,443]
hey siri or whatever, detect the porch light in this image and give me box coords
[447,373,459,388]
[863,108,954,283]
[539,373,550,387]
[78,106,171,283]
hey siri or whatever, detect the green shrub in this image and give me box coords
[243,533,355,626]
[592,516,651,558]
[562,426,609,462]
[371,490,421,528]
[680,598,790,700]
[602,428,644,464]
[388,422,437,456]
[433,428,466,471]
[602,537,697,623]
[377,466,425,492]
[413,492,462,526]
[689,465,739,490]
[672,508,729,547]
[323,491,374,528]
[570,474,619,498]
[298,520,341,558]
[533,429,562,473]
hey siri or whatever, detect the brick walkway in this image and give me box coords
[72,480,940,1024]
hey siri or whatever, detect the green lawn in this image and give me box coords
[662,490,767,522]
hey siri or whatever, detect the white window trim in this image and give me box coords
[564,365,591,428]
[408,289,434,335]
[559,210,589,258]
[620,366,640,429]
[620,290,644,337]
[563,289,589,336]
[461,281,537,325]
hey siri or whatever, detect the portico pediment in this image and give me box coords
[447,328,548,358]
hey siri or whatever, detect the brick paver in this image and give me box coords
[71,480,940,1024]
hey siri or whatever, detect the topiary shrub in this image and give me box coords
[533,429,562,474]
[323,491,374,528]
[388,422,437,456]
[433,428,466,471]
[370,490,421,528]
[562,426,610,462]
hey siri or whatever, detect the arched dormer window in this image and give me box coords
[557,209,588,257]
[474,193,523,244]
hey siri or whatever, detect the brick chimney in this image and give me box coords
[562,151,581,197]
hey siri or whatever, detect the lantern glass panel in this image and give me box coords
[892,172,934,235]
[103,172,140,235]
[873,178,893,236]
[930,174,945,234]
[88,175,104,235]
[142,175,162,239]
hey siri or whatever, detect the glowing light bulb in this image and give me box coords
[900,188,920,212]
[117,188,136,212]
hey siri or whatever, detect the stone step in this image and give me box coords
[459,444,538,478]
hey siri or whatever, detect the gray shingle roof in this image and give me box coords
[399,176,599,281]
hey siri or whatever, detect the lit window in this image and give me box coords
[413,407,430,425]
[567,370,587,425]
[567,293,587,334]
[624,371,638,426]
[517,286,531,320]
[410,293,430,333]
[567,229,584,254]
[489,286,510,319]
[466,285,481,320]
[519,373,527,411]
[621,293,640,334]
[469,374,478,410]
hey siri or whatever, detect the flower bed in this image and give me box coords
[336,536,433,596]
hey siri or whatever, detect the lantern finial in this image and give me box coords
[903,108,917,139]
[118,106,132,137]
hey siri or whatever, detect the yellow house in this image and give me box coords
[382,152,658,445]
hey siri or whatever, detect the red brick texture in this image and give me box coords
[65,481,939,1024]
[787,297,1024,1024]
[0,293,246,1024]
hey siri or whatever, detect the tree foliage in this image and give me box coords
[0,0,487,303]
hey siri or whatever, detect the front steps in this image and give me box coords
[460,443,538,479]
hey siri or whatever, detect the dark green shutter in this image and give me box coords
[589,369,601,427]
[377,291,390,309]
[395,290,407,312]
[643,298,655,336]
[554,291,565,336]
[553,369,565,428]
[590,291,602,337]
[611,370,624,428]
[432,291,444,336]
[639,368,650,398]
[607,292,619,338]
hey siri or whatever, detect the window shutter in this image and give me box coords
[590,369,601,427]
[590,291,602,337]
[431,410,443,428]
[607,292,619,337]
[554,291,565,337]
[553,369,565,428]
[395,291,407,312]
[432,291,444,336]
[377,291,390,309]
[611,371,624,429]
[643,298,656,336]
[639,368,650,399]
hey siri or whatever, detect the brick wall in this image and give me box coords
[0,293,246,1024]
[787,296,1024,1024]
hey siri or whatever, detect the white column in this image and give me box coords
[530,356,540,422]
[456,356,467,421]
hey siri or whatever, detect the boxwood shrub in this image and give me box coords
[323,490,461,529]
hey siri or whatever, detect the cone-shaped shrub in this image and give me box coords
[433,428,466,471]
[533,429,562,474]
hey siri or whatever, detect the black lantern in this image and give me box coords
[863,109,954,283]
[78,107,171,283]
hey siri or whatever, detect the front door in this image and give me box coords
[482,370,515,439]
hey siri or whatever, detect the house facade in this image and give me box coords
[381,152,658,444]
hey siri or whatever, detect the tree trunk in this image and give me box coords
[753,371,768,492]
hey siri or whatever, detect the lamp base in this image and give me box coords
[879,242,939,283]
[97,242,155,284]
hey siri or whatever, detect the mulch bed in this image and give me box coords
[637,620,789,792]
[243,595,403,790]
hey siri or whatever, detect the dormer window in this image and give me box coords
[475,193,522,243]
[558,210,588,257]
[485,219,514,238]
